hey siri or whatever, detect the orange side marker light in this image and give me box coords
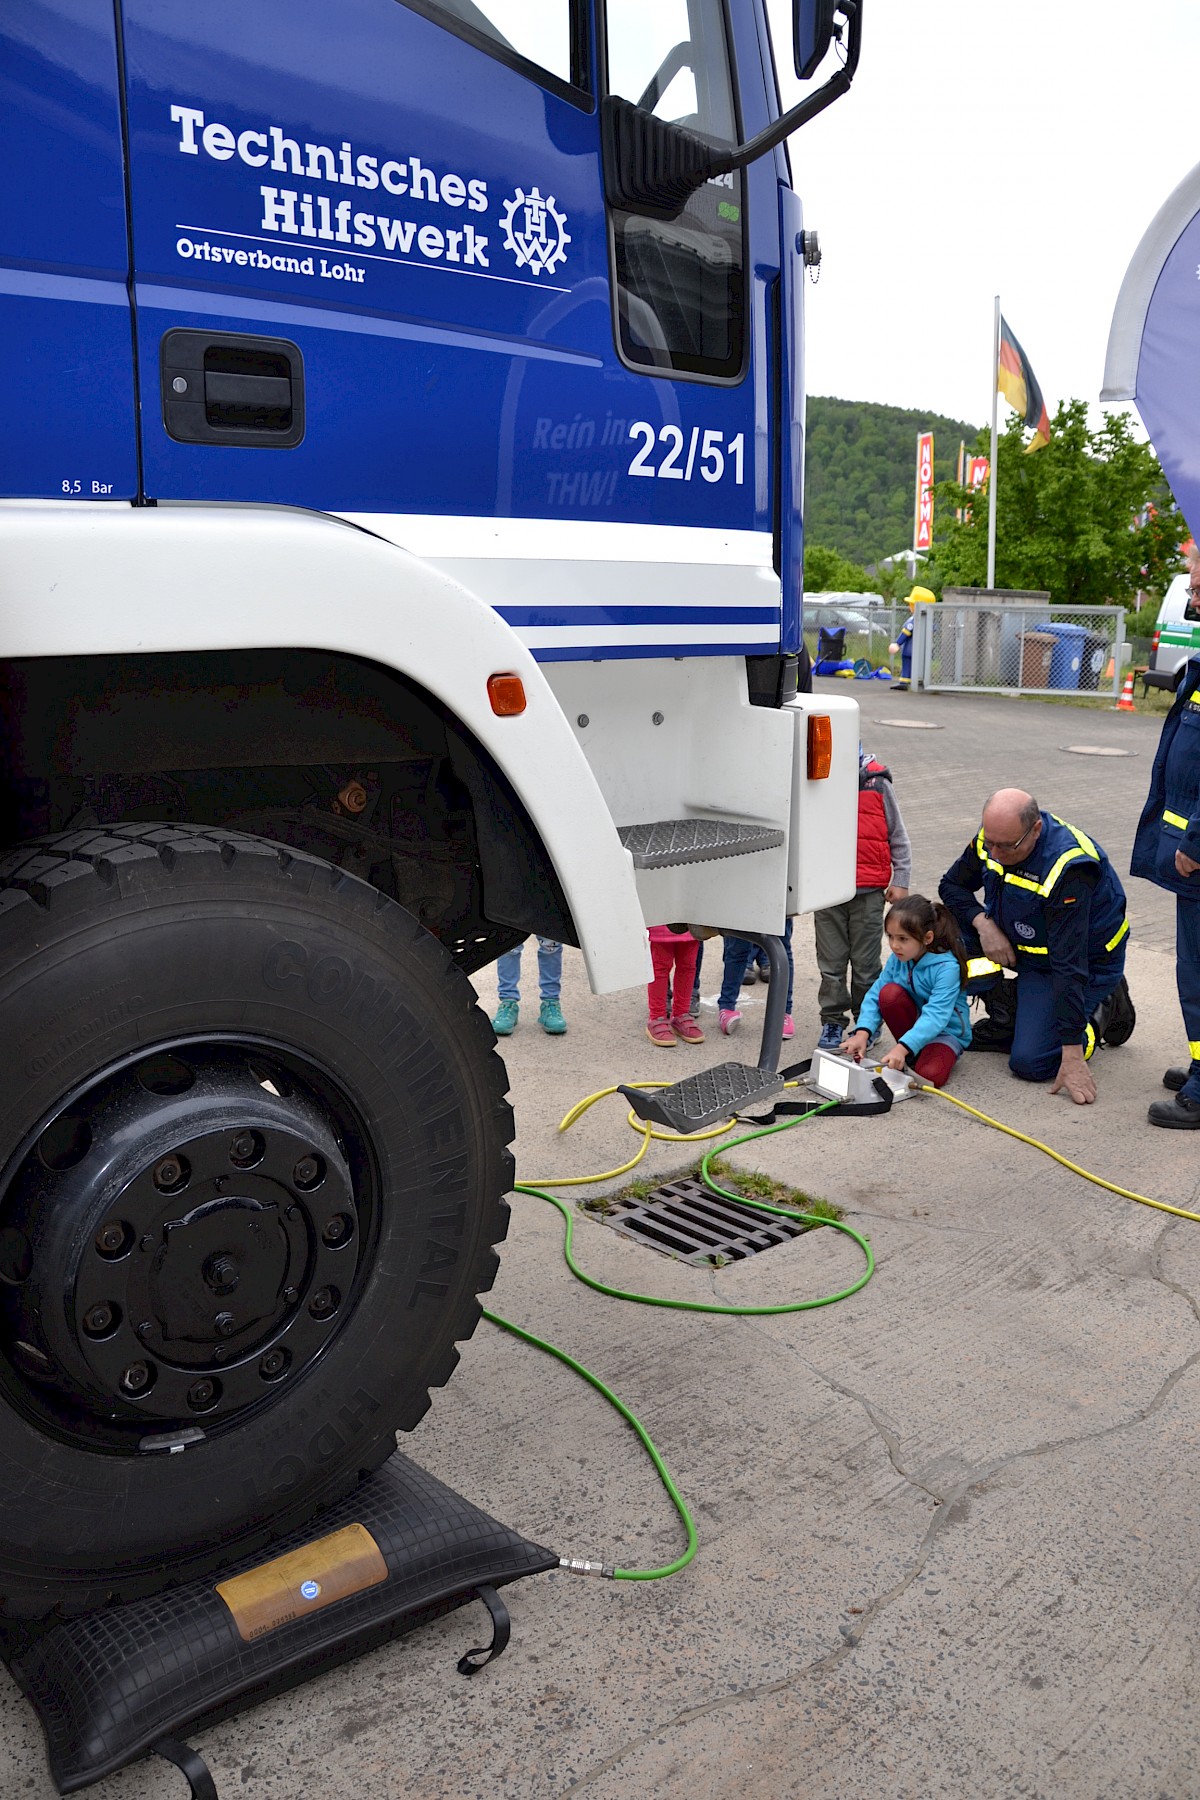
[488,673,527,717]
[807,714,833,779]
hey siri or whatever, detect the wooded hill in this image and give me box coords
[805,395,983,569]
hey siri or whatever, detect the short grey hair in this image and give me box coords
[1018,794,1040,831]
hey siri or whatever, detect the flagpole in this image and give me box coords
[987,295,1000,589]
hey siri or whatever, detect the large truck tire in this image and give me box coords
[0,824,512,1618]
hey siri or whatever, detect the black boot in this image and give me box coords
[1149,1093,1200,1129]
[1095,976,1136,1047]
[969,980,1016,1051]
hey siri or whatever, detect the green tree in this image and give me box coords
[933,401,1185,607]
[803,542,873,592]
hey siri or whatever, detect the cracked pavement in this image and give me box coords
[5,688,1200,1798]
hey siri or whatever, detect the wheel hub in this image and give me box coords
[0,1046,367,1441]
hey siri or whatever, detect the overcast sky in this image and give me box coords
[765,0,1200,436]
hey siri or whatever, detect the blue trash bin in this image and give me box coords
[1036,621,1089,691]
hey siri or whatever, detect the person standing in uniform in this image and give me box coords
[888,585,935,689]
[939,790,1134,1105]
[1132,620,1200,1125]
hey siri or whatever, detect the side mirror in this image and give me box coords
[795,0,843,79]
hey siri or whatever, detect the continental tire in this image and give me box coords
[0,824,511,1617]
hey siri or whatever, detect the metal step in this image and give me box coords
[617,818,784,870]
[619,1063,786,1134]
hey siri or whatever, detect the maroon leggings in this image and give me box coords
[878,983,959,1088]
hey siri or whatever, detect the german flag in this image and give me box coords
[998,316,1051,452]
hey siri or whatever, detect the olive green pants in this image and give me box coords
[813,889,886,1026]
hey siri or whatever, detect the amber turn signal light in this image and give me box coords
[807,714,833,779]
[487,673,526,717]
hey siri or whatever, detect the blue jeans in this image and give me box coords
[497,937,562,1002]
[718,923,794,1013]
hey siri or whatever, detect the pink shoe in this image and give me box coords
[672,1015,705,1044]
[719,1008,741,1036]
[646,1017,676,1047]
[782,1014,795,1040]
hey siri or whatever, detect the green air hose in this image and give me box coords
[482,1095,874,1581]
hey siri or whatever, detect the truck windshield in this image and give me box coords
[605,0,744,380]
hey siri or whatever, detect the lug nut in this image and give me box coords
[153,1154,187,1192]
[292,1154,323,1191]
[229,1130,262,1169]
[82,1303,114,1336]
[282,1285,299,1305]
[187,1378,216,1409]
[309,1287,336,1319]
[322,1214,350,1246]
[95,1221,127,1256]
[214,1311,237,1336]
[120,1361,151,1393]
[259,1348,288,1379]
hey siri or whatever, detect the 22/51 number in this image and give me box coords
[627,423,745,484]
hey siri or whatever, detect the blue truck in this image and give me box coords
[0,0,861,1615]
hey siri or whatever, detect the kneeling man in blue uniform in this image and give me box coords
[1132,643,1200,1126]
[940,790,1134,1106]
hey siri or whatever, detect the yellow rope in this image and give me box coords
[925,1086,1200,1227]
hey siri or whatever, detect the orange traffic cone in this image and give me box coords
[1103,655,1115,681]
[1117,671,1136,713]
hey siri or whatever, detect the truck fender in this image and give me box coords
[0,501,648,993]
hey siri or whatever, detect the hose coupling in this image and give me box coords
[559,1555,615,1579]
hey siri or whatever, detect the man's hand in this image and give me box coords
[885,885,909,903]
[1176,848,1200,879]
[975,914,1017,969]
[840,1029,869,1062]
[1050,1044,1096,1105]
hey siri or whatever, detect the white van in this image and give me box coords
[1151,571,1200,674]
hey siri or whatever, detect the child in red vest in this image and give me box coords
[814,745,912,1051]
[646,924,704,1046]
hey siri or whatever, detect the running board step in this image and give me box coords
[617,818,784,869]
[619,1063,786,1134]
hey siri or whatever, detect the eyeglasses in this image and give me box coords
[982,822,1037,854]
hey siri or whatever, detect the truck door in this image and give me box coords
[0,1,138,500]
[118,0,601,513]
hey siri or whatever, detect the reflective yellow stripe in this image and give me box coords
[975,827,1005,877]
[1052,815,1098,858]
[1084,1023,1096,1060]
[966,956,1003,980]
[1189,1041,1200,1061]
[1016,943,1049,954]
[1164,809,1189,830]
[1106,917,1130,952]
[1037,846,1090,897]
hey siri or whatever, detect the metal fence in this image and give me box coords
[912,600,1128,700]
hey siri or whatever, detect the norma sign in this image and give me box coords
[914,432,934,551]
[967,456,989,489]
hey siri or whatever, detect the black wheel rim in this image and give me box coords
[0,1038,380,1453]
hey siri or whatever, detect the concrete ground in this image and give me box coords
[7,686,1200,1799]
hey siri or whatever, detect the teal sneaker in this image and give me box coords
[492,998,519,1036]
[539,998,567,1035]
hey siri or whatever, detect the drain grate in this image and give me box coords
[600,1177,807,1265]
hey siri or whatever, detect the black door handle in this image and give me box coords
[161,330,304,447]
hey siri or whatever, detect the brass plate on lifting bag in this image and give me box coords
[217,1521,388,1641]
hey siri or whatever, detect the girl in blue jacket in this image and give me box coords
[841,894,972,1087]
